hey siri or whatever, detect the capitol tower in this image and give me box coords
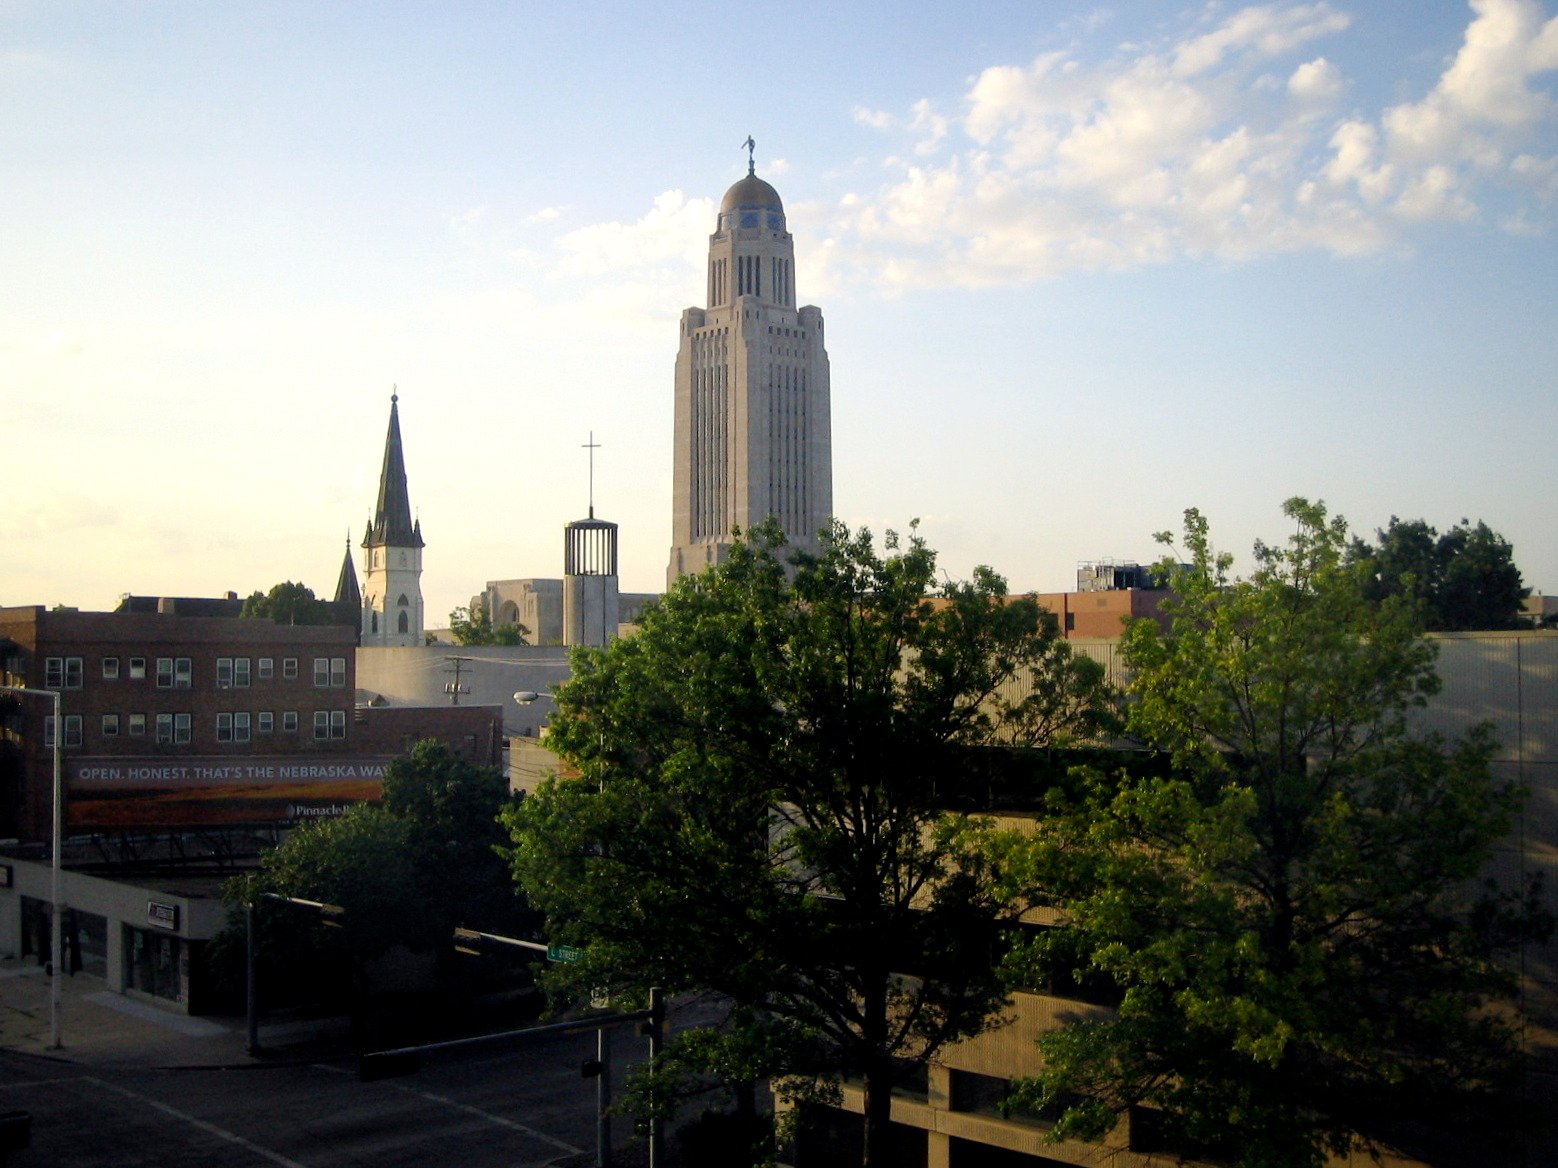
[667,145,833,585]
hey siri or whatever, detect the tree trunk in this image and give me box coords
[860,973,893,1168]
[861,1058,894,1168]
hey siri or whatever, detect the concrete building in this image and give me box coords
[668,151,833,584]
[794,629,1558,1168]
[360,393,425,647]
[473,577,657,648]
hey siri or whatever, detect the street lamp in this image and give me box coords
[1,685,64,1050]
[512,691,554,705]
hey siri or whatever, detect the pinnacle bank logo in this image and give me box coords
[288,803,350,820]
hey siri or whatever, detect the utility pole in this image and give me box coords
[443,656,472,705]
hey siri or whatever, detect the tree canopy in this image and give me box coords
[1348,515,1528,630]
[228,740,525,973]
[1001,499,1546,1168]
[504,520,1119,1167]
[240,580,337,625]
[448,597,528,645]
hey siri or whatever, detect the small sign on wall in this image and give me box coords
[147,901,179,931]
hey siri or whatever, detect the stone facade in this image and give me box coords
[668,166,832,585]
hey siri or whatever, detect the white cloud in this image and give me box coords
[550,189,713,279]
[1171,3,1351,78]
[820,0,1558,289]
[1288,56,1342,102]
[526,206,564,223]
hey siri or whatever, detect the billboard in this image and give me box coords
[65,756,396,830]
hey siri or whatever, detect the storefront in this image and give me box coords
[0,858,225,1015]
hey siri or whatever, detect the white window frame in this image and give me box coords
[155,714,173,744]
[282,658,298,681]
[257,657,274,681]
[44,658,63,689]
[129,657,147,680]
[102,657,120,681]
[234,712,251,743]
[128,713,146,736]
[156,658,174,688]
[330,709,346,740]
[234,658,251,688]
[216,713,233,743]
[257,711,274,734]
[174,713,191,744]
[282,710,299,733]
[313,658,330,687]
[102,713,119,737]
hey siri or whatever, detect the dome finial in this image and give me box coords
[391,383,398,405]
[743,135,755,176]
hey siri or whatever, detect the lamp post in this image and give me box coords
[1,684,64,1049]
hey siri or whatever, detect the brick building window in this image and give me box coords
[174,658,192,689]
[156,714,173,744]
[282,658,298,680]
[62,716,81,747]
[234,658,251,688]
[44,657,82,689]
[257,657,273,681]
[102,657,120,681]
[217,713,233,743]
[234,712,251,743]
[257,711,273,734]
[102,714,119,737]
[282,711,298,733]
[174,713,191,744]
[313,710,329,740]
[217,659,233,688]
[128,713,146,736]
[156,658,173,688]
[129,658,146,680]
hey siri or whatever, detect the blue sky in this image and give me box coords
[3,1,1555,620]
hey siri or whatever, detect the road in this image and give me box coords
[0,1028,649,1167]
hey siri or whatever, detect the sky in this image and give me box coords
[3,0,1555,623]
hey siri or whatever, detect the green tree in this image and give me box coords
[505,520,1118,1168]
[1349,515,1528,630]
[240,580,336,625]
[1003,499,1546,1168]
[449,597,528,645]
[222,741,525,1007]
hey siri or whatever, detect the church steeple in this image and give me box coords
[366,392,423,549]
[333,534,361,610]
[359,391,426,647]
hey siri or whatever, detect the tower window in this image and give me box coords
[398,611,409,634]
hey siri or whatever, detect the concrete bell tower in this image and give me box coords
[667,140,833,585]
[360,392,425,647]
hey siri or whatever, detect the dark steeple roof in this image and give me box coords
[365,393,424,549]
[333,535,362,609]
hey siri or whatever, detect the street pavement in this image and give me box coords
[0,957,650,1167]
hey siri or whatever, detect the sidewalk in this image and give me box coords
[0,957,349,1069]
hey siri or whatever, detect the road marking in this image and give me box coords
[85,1076,309,1168]
[314,1062,583,1154]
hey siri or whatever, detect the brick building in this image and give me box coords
[0,602,498,843]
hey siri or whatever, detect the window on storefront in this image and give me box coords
[124,924,185,1003]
